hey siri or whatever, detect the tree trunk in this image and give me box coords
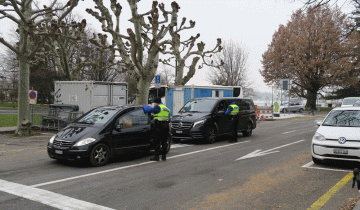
[306,90,317,110]
[16,56,31,135]
[135,75,153,105]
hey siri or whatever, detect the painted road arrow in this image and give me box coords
[236,139,305,161]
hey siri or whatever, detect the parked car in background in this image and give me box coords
[170,97,256,143]
[311,107,360,164]
[47,105,170,166]
[341,97,360,107]
[279,102,305,113]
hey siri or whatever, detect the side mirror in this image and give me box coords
[316,121,322,126]
[218,110,226,115]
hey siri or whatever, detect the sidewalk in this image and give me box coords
[0,126,17,133]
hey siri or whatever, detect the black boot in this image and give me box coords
[150,156,160,161]
[162,155,166,161]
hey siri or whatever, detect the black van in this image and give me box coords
[170,97,256,143]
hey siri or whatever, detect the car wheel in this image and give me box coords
[90,144,110,167]
[312,156,322,164]
[205,126,217,144]
[242,122,253,137]
[161,136,171,154]
[299,108,304,113]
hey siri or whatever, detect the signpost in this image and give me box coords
[154,75,161,97]
[29,90,37,105]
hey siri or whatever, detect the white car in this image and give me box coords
[341,97,360,107]
[311,106,360,163]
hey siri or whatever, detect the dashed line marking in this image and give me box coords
[281,130,296,135]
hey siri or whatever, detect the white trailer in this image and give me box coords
[54,81,127,113]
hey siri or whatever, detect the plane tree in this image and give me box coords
[261,6,358,109]
[0,0,82,135]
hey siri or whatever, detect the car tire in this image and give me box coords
[242,122,253,137]
[299,108,304,113]
[161,136,171,154]
[90,144,110,167]
[312,156,322,164]
[205,126,217,144]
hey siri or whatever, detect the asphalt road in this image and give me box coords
[1,114,359,210]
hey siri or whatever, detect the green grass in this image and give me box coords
[0,102,18,109]
[0,114,17,127]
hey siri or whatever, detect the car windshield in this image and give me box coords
[180,100,217,112]
[322,110,360,127]
[342,98,360,106]
[76,108,119,125]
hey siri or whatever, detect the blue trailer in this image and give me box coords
[149,85,243,116]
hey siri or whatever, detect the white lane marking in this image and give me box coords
[302,161,352,172]
[32,140,250,188]
[0,179,114,210]
[236,139,305,160]
[168,141,250,160]
[171,143,192,149]
[281,130,296,135]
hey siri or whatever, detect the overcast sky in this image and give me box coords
[0,0,355,93]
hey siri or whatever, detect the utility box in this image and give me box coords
[54,81,127,113]
[149,85,243,116]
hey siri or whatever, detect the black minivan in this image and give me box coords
[170,97,256,143]
[47,105,170,166]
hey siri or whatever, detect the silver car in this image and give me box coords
[279,102,305,113]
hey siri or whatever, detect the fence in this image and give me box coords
[30,104,83,131]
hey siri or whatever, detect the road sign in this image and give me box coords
[155,75,161,89]
[29,90,37,105]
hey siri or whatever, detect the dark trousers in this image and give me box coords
[154,121,169,156]
[231,115,238,140]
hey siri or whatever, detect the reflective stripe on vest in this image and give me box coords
[230,104,239,115]
[153,104,170,121]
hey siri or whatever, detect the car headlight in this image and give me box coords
[74,138,96,147]
[193,119,206,128]
[49,135,56,144]
[312,132,326,141]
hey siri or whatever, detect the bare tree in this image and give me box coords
[159,3,223,86]
[157,65,174,86]
[87,1,176,105]
[0,0,82,135]
[208,40,249,87]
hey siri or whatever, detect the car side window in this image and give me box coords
[217,100,227,111]
[117,109,149,129]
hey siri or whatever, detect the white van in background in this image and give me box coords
[341,97,360,107]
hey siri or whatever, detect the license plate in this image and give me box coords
[333,149,348,154]
[55,150,63,155]
[176,131,183,134]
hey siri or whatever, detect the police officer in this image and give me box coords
[143,97,171,161]
[225,101,239,142]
